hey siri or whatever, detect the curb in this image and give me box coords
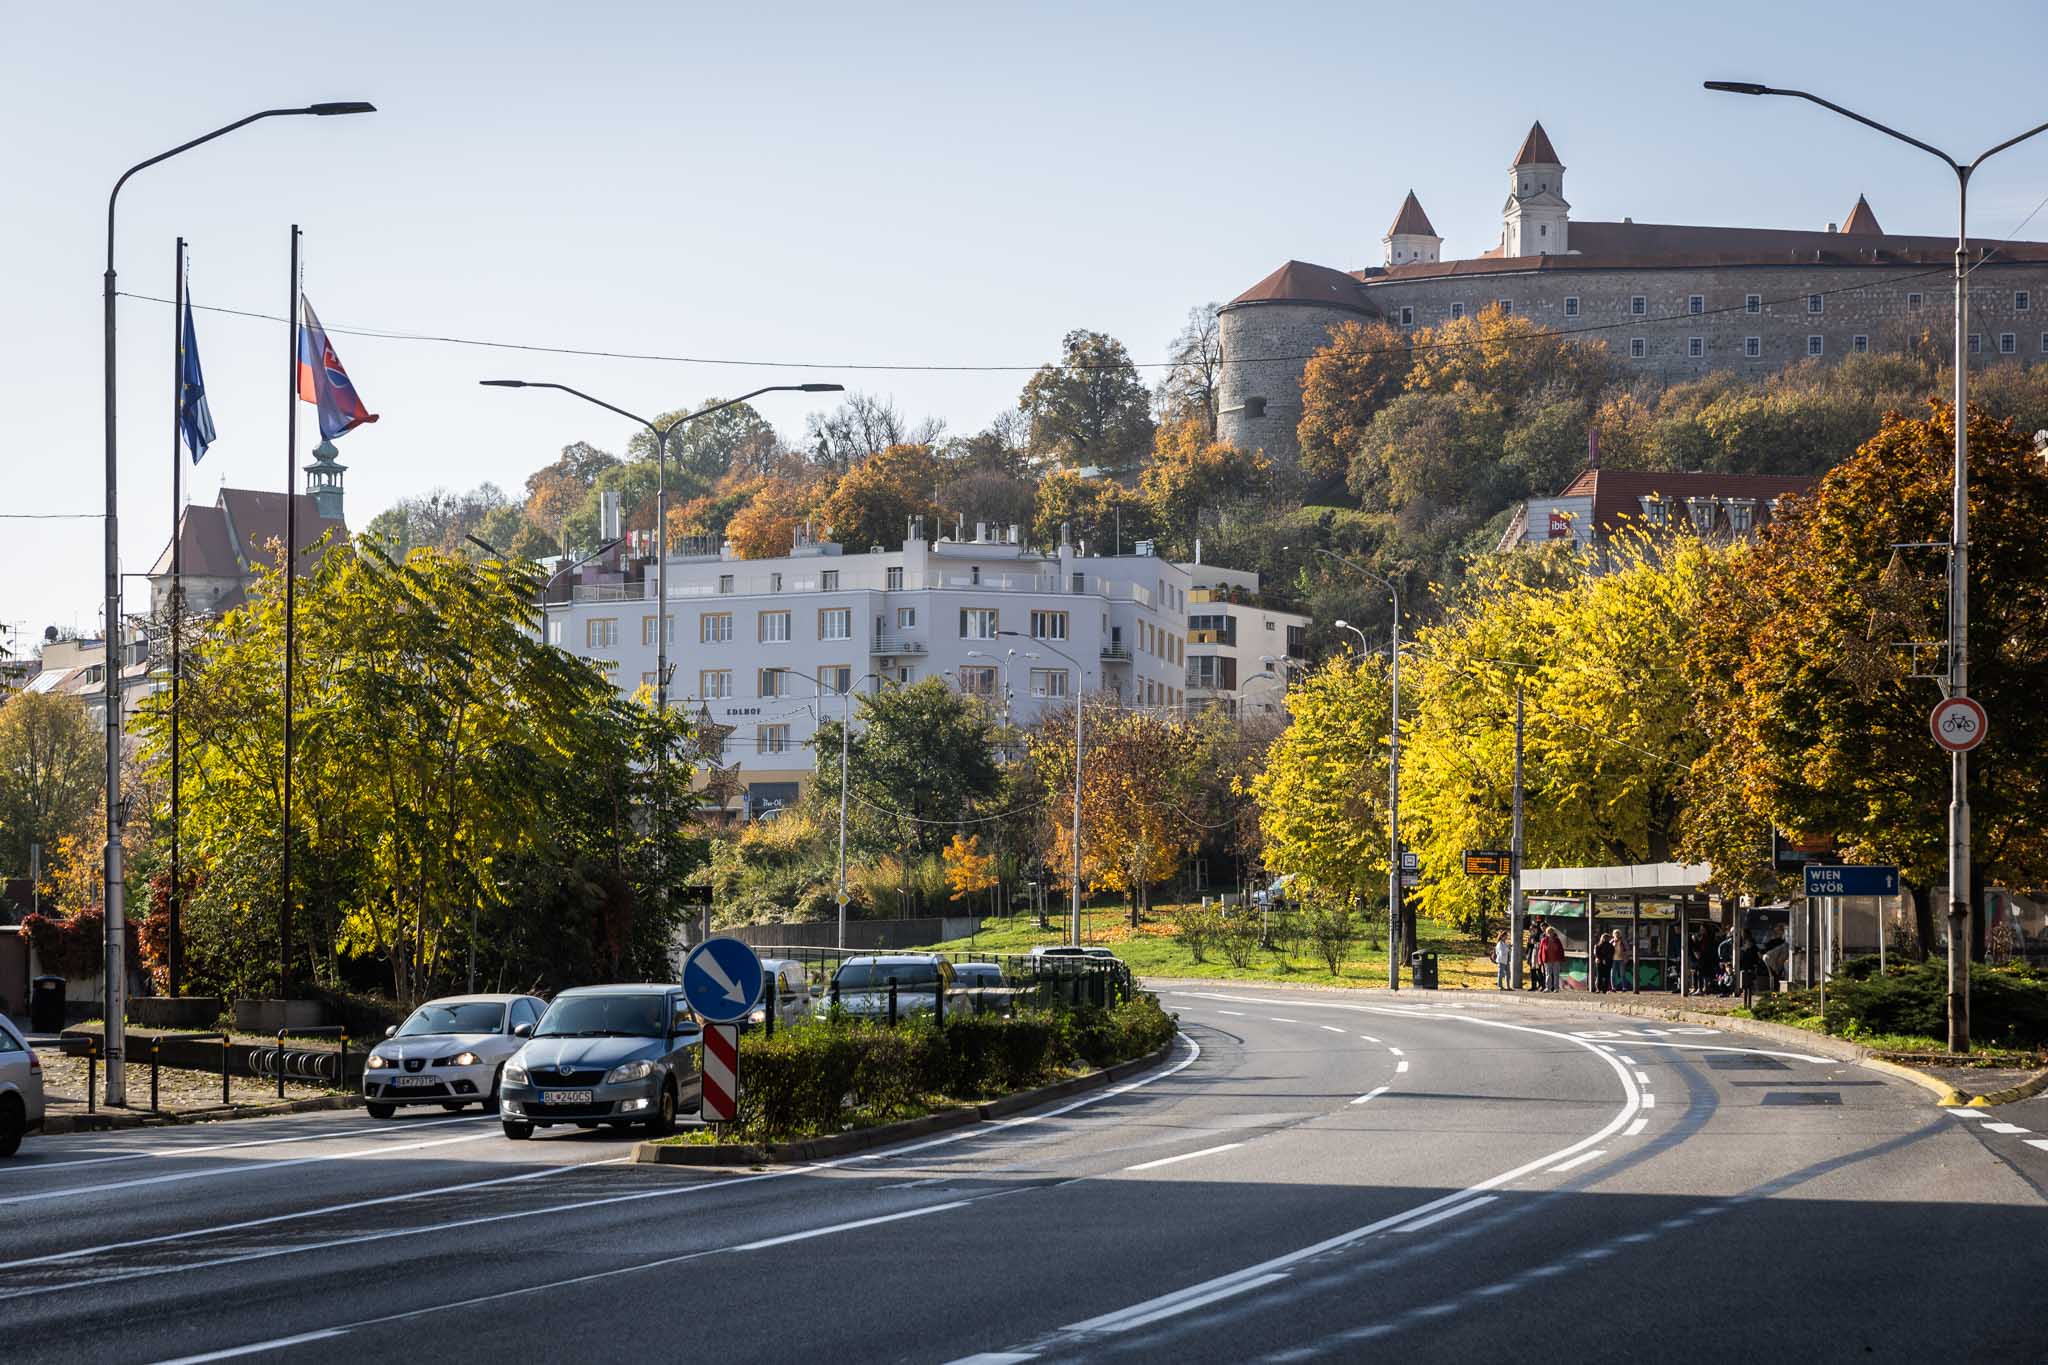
[1857,1057,1968,1109]
[1961,1066,2048,1108]
[632,1039,1177,1168]
[40,1093,362,1135]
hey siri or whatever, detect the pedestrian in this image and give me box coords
[1492,931,1513,990]
[1592,928,1615,994]
[1716,930,1735,996]
[1541,925,1565,992]
[1525,921,1545,990]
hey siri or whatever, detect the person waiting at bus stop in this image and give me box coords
[1592,928,1616,994]
[1492,932,1513,990]
[1539,924,1565,992]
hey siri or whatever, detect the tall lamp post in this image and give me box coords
[1001,632,1086,946]
[770,667,883,952]
[1705,83,2048,1052]
[101,100,374,1106]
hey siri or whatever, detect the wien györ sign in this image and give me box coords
[1930,696,1988,753]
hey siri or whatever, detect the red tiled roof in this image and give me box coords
[1387,191,1437,238]
[1513,121,1561,167]
[1841,194,1883,235]
[149,490,348,589]
[1225,259,1381,314]
[1558,468,1818,536]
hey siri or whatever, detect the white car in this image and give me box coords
[749,959,814,1029]
[362,993,546,1119]
[0,1014,44,1157]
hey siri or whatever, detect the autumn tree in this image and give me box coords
[0,691,101,877]
[1295,319,1411,481]
[818,444,945,550]
[1140,419,1276,556]
[942,832,998,911]
[1028,700,1200,923]
[806,392,945,473]
[1029,469,1160,555]
[1019,330,1154,472]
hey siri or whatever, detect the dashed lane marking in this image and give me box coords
[1268,1018,1299,1024]
[1386,1048,1404,1057]
[1389,1195,1496,1234]
[1395,1061,1409,1074]
[1546,1149,1606,1173]
[1624,1117,1649,1137]
[1641,1094,1656,1109]
[2025,1140,2048,1153]
[1350,1087,1391,1107]
[1981,1123,2032,1135]
[1320,1026,1347,1034]
[1634,1071,1651,1085]
[1125,1143,1244,1173]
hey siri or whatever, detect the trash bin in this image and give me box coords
[30,976,65,1033]
[1409,951,1439,990]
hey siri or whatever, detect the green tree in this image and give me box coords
[0,691,101,878]
[1248,657,1392,905]
[812,679,1003,878]
[626,399,779,489]
[1019,330,1154,472]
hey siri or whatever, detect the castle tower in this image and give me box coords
[1841,194,1883,235]
[1382,190,1442,266]
[1502,121,1570,257]
[305,439,347,521]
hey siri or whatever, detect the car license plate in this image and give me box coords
[542,1089,594,1104]
[392,1076,437,1088]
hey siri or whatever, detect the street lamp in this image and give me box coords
[770,668,883,952]
[965,648,1019,727]
[1704,84,2048,1052]
[100,99,375,1106]
[1001,631,1086,946]
[1291,548,1404,990]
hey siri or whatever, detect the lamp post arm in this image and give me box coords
[1753,87,1960,170]
[106,110,315,269]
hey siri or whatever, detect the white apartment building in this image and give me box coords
[544,522,1194,818]
[1180,563,1311,717]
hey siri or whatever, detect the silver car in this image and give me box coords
[361,993,546,1119]
[824,954,964,1020]
[0,1013,45,1157]
[749,958,814,1029]
[499,984,702,1140]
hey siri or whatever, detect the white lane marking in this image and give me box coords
[1634,1071,1651,1085]
[1269,1017,1299,1024]
[1320,1025,1348,1034]
[0,1130,498,1208]
[1350,1086,1391,1107]
[1386,1047,1404,1057]
[1124,1143,1244,1173]
[2025,1140,2048,1152]
[0,1114,485,1175]
[1357,1034,1381,1043]
[1395,1061,1409,1074]
[1623,1039,1833,1064]
[1946,1108,1987,1119]
[1215,1010,1245,1017]
[948,1355,1039,1365]
[733,1200,971,1252]
[1389,1195,1496,1233]
[1547,1150,1607,1174]
[1624,1117,1649,1136]
[1640,1094,1655,1110]
[156,1330,350,1363]
[1077,1274,1290,1336]
[1981,1123,2032,1135]
[1616,1055,1638,1066]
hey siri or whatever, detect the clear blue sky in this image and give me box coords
[6,0,2048,643]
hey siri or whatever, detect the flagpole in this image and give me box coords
[281,224,299,1003]
[169,236,185,999]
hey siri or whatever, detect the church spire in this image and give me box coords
[1383,191,1442,266]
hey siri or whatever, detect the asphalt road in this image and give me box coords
[3,983,2044,1364]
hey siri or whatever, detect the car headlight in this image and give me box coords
[503,1060,529,1084]
[365,1052,390,1069]
[748,1007,766,1024]
[604,1059,656,1085]
[435,1051,481,1067]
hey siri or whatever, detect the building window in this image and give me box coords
[1726,500,1756,535]
[718,574,734,595]
[641,614,673,646]
[1907,292,1923,312]
[759,610,791,643]
[2017,290,2032,313]
[585,618,618,648]
[1687,337,1704,358]
[1807,293,1824,314]
[1030,610,1068,640]
[1744,336,1762,358]
[1807,335,1824,356]
[1449,301,1465,320]
[701,612,732,643]
[1498,299,1513,316]
[895,606,917,630]
[1638,496,1669,528]
[958,666,997,697]
[885,566,903,590]
[1745,294,1761,314]
[1564,296,1579,318]
[769,572,783,593]
[641,671,658,687]
[1029,668,1070,699]
[758,668,786,698]
[757,724,790,755]
[822,665,852,694]
[960,607,999,640]
[2000,332,2017,354]
[1853,334,1869,353]
[2040,332,2048,354]
[1688,295,1704,315]
[1631,295,1647,316]
[819,607,851,640]
[701,669,732,700]
[1630,338,1647,359]
[1970,333,1983,354]
[821,569,839,591]
[1399,305,1414,327]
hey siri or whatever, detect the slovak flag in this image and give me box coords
[295,294,379,440]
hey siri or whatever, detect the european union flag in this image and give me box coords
[179,293,216,464]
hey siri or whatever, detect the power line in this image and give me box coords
[0,513,101,520]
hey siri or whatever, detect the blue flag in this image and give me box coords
[179,293,216,464]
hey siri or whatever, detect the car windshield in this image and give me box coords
[535,994,670,1039]
[396,1002,505,1036]
[960,969,1000,984]
[835,962,940,990]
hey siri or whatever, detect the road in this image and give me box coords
[3,983,2044,1363]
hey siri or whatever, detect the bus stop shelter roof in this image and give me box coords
[1521,862,1713,896]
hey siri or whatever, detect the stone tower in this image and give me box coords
[305,439,347,521]
[1502,121,1569,257]
[1383,191,1442,266]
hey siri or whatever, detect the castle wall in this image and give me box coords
[1216,300,1375,468]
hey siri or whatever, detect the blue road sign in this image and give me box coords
[1803,864,1900,898]
[682,936,765,1024]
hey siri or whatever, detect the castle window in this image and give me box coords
[1564,296,1579,318]
[1539,224,1548,237]
[1688,337,1704,358]
[1630,338,1647,359]
[1745,294,1761,314]
[1808,335,1824,356]
[1498,299,1514,316]
[1450,302,1465,320]
[1970,333,1983,354]
[1631,295,1647,316]
[2040,332,2048,354]
[2018,291,2032,312]
[1853,335,1870,353]
[1399,305,1414,327]
[1688,295,1705,315]
[1907,292,1923,312]
[2000,332,2017,354]
[1243,396,1266,419]
[1808,293,1824,315]
[1744,336,1761,358]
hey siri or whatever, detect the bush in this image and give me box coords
[1217,912,1261,969]
[1305,903,1357,975]
[1752,960,2048,1049]
[1173,906,1220,963]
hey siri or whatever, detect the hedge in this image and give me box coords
[725,995,1177,1143]
[1749,958,2048,1049]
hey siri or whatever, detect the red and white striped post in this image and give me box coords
[701,1023,739,1124]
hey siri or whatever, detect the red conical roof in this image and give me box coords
[1841,194,1883,235]
[1386,190,1437,238]
[1513,121,1561,167]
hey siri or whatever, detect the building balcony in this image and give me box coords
[873,635,926,655]
[1100,644,1132,662]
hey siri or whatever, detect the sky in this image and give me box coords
[6,0,2048,647]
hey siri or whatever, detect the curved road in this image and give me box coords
[3,984,2043,1363]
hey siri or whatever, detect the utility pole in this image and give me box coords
[1509,682,1525,990]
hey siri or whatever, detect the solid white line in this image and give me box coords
[1320,1025,1347,1034]
[732,1200,970,1251]
[1125,1143,1243,1172]
[1641,1094,1655,1109]
[1981,1123,2031,1135]
[1396,1061,1409,1074]
[2024,1140,2048,1152]
[2,1115,486,1175]
[946,1355,1040,1365]
[1547,1149,1606,1174]
[0,1130,498,1208]
[1349,1086,1391,1107]
[1390,1195,1496,1233]
[1357,1035,1381,1043]
[1623,1039,1833,1064]
[156,1330,349,1363]
[1624,1118,1649,1136]
[1386,1047,1404,1057]
[1634,1071,1650,1085]
[1080,1273,1290,1335]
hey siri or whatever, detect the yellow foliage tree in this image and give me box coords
[942,832,997,909]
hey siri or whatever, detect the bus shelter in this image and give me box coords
[1520,862,1731,994]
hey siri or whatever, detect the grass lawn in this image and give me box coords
[923,908,1499,990]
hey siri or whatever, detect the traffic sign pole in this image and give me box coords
[701,1023,738,1125]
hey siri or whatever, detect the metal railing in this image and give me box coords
[565,569,1167,606]
[751,945,1134,1021]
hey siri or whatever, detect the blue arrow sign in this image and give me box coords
[1803,864,1900,898]
[682,936,765,1024]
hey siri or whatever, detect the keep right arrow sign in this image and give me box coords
[1931,696,1988,753]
